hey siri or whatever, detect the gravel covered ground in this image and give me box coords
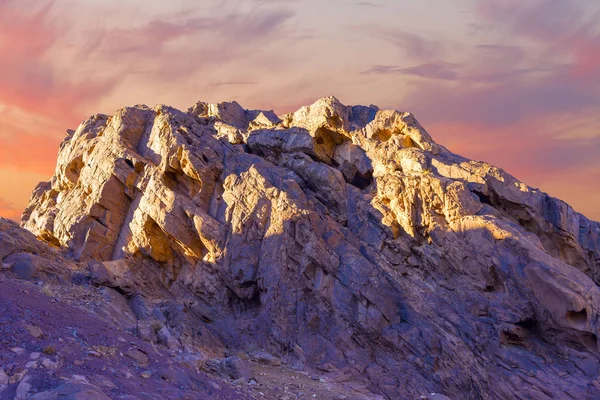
[0,272,387,400]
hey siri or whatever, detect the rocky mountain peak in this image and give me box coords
[9,96,600,398]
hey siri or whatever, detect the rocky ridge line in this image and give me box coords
[11,96,600,399]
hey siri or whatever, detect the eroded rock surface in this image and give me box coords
[19,96,600,399]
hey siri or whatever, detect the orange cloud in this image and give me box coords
[0,128,63,175]
[0,197,20,222]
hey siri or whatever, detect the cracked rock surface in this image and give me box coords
[15,96,600,399]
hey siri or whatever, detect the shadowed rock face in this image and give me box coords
[19,96,600,399]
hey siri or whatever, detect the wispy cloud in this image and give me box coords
[362,27,445,60]
[362,62,459,80]
[0,0,120,175]
[0,1,119,122]
[210,80,259,87]
[355,1,383,8]
[79,7,297,86]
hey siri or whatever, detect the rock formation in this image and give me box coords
[14,96,600,399]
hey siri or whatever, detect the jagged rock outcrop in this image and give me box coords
[1,218,74,282]
[20,96,600,399]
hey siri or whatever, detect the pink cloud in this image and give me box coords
[361,26,446,60]
[0,1,118,123]
[568,35,600,79]
[476,0,600,81]
[82,8,296,82]
[362,63,459,80]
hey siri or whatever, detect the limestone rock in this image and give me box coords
[19,96,600,399]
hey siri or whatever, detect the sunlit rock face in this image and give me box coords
[22,96,600,399]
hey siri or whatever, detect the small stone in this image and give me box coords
[25,361,38,369]
[248,379,258,386]
[156,327,179,350]
[74,360,85,365]
[74,375,90,382]
[24,324,43,338]
[124,348,149,365]
[86,351,102,357]
[29,352,41,360]
[41,358,59,370]
[141,371,152,379]
[9,370,27,384]
[424,394,453,400]
[137,322,157,343]
[11,347,25,355]
[15,376,31,400]
[4,364,16,375]
[0,369,8,385]
[93,374,118,390]
[232,378,246,386]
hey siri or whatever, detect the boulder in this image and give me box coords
[219,357,253,380]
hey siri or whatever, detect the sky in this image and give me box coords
[0,0,599,221]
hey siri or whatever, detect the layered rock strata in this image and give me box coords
[21,96,600,399]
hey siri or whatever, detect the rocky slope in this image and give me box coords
[10,96,600,399]
[0,219,377,400]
